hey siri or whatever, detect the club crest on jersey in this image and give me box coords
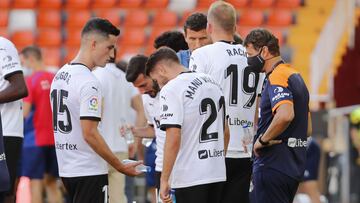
[162,105,168,112]
[89,97,99,111]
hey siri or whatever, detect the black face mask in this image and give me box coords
[247,49,265,73]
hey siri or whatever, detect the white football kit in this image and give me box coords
[50,63,107,177]
[190,41,265,158]
[160,71,226,188]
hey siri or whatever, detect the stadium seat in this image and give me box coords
[117,0,143,9]
[11,31,35,49]
[119,28,146,46]
[250,0,275,9]
[117,45,143,60]
[226,0,249,9]
[123,10,149,27]
[144,44,156,56]
[13,0,37,9]
[38,0,63,9]
[92,0,117,9]
[236,26,253,39]
[94,10,121,27]
[147,27,171,47]
[267,10,294,27]
[0,28,9,39]
[144,0,169,9]
[264,26,285,44]
[64,46,78,64]
[65,0,91,10]
[0,0,10,9]
[0,11,8,27]
[275,0,302,9]
[152,10,178,27]
[65,29,82,47]
[196,0,217,9]
[36,29,62,47]
[65,10,92,29]
[42,48,62,67]
[238,10,264,26]
[179,10,207,26]
[37,10,62,28]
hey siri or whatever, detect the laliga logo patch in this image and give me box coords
[89,97,98,111]
[274,86,284,94]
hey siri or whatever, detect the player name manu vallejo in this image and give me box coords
[185,75,221,100]
[56,142,78,150]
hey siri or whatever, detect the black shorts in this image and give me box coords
[3,136,22,196]
[62,174,108,203]
[175,182,224,203]
[220,158,252,203]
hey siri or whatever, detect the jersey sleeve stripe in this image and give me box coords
[80,116,101,121]
[160,124,181,131]
[272,100,293,113]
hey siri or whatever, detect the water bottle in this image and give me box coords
[121,159,151,173]
[170,189,176,203]
[120,119,134,145]
[242,125,254,156]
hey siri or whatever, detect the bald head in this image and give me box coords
[208,1,237,34]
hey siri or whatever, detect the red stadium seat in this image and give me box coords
[0,0,10,9]
[119,28,146,46]
[11,31,35,49]
[196,0,217,9]
[65,0,91,10]
[144,0,169,9]
[65,10,92,29]
[92,0,117,9]
[37,10,62,28]
[13,0,37,9]
[152,10,178,27]
[238,10,264,26]
[226,0,249,9]
[275,0,302,9]
[94,10,121,27]
[266,10,294,27]
[250,0,275,9]
[117,0,143,9]
[0,10,8,27]
[38,0,63,9]
[123,10,149,27]
[65,29,82,47]
[42,48,62,67]
[36,29,62,47]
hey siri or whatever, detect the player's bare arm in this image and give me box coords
[254,103,294,156]
[224,119,230,154]
[0,72,28,103]
[81,119,142,176]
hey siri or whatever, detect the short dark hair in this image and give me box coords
[153,31,188,52]
[145,47,179,76]
[184,12,207,33]
[81,17,120,38]
[126,55,148,82]
[243,28,280,56]
[20,46,42,61]
[115,60,128,73]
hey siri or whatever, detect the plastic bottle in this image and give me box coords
[121,159,151,173]
[242,124,254,156]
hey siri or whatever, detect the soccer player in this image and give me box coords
[177,12,211,67]
[189,2,264,202]
[50,18,142,203]
[0,37,28,203]
[19,46,62,203]
[0,118,9,203]
[146,47,228,203]
[93,52,146,203]
[244,28,310,203]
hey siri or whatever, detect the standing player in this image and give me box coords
[244,28,310,203]
[0,117,9,203]
[189,2,264,202]
[0,36,28,203]
[50,18,142,203]
[146,47,228,203]
[20,46,62,203]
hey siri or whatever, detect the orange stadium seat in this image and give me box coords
[117,0,143,9]
[119,28,146,46]
[92,0,117,9]
[144,44,156,56]
[94,10,121,27]
[38,0,63,9]
[144,0,169,9]
[65,10,92,29]
[65,29,82,47]
[236,26,253,39]
[117,45,143,59]
[275,0,301,9]
[196,0,217,9]
[267,10,294,27]
[0,28,9,39]
[11,31,35,49]
[37,10,62,28]
[42,48,62,67]
[36,29,62,47]
[147,27,171,47]
[13,0,37,9]
[123,10,149,27]
[179,10,207,27]
[0,0,10,9]
[238,10,264,26]
[152,10,178,28]
[65,0,91,10]
[264,26,285,44]
[64,46,78,64]
[250,0,275,9]
[0,11,8,27]
[226,0,249,9]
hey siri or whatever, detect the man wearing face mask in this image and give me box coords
[189,2,264,202]
[244,28,310,203]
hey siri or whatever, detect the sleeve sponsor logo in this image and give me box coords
[271,92,290,102]
[0,153,6,161]
[89,96,99,112]
[273,86,284,93]
[160,113,174,120]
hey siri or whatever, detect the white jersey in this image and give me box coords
[190,41,265,158]
[50,63,107,177]
[160,72,226,188]
[142,94,165,172]
[93,64,138,153]
[0,37,23,137]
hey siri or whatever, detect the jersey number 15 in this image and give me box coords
[51,89,72,133]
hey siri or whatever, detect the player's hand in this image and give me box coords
[119,160,143,176]
[160,180,172,203]
[131,127,142,138]
[253,138,282,157]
